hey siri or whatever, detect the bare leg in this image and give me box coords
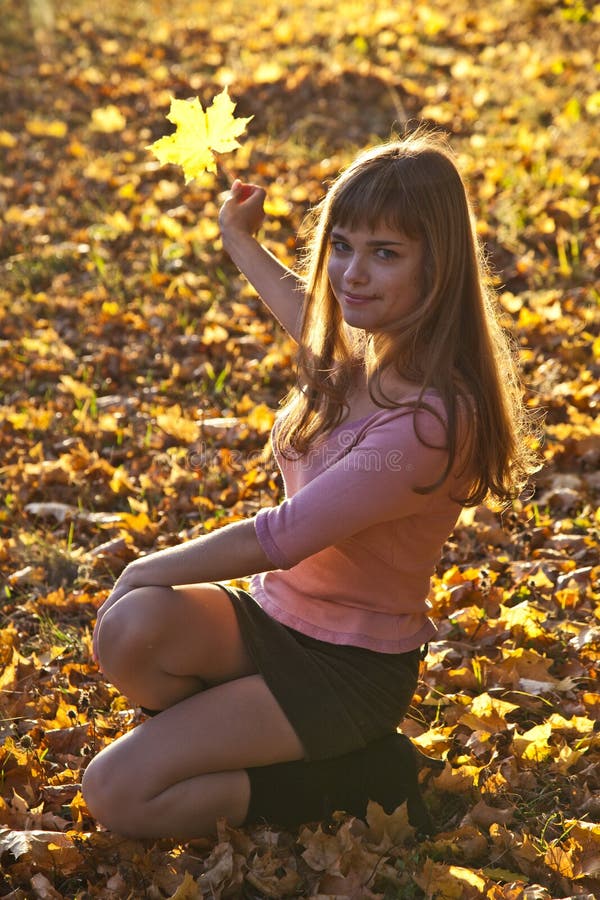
[82,674,305,838]
[84,583,305,838]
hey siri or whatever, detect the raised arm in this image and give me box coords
[219,180,305,341]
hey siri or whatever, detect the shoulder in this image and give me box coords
[361,392,449,446]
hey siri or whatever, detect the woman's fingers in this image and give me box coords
[233,181,255,202]
[238,185,254,201]
[231,179,264,204]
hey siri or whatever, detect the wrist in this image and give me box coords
[220,225,256,251]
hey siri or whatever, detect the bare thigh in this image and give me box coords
[96,583,257,709]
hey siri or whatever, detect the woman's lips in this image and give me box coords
[343,292,377,305]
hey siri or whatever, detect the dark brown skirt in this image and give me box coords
[217,584,422,761]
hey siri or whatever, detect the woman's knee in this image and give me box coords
[96,585,173,678]
[81,750,132,835]
[82,746,151,837]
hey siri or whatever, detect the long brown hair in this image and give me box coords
[275,130,538,506]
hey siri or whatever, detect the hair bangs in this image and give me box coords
[328,162,424,241]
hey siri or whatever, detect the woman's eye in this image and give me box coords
[376,247,397,260]
[331,240,351,253]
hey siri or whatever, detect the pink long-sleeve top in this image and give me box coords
[249,397,466,653]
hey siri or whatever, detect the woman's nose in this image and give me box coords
[345,254,368,283]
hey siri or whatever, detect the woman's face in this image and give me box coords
[327,222,425,334]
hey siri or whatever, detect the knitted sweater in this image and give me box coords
[250,398,465,652]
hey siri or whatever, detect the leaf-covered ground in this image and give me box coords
[1,0,599,897]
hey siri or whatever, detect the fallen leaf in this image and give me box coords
[25,118,67,138]
[166,871,201,900]
[91,105,127,132]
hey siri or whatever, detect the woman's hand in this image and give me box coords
[219,179,266,242]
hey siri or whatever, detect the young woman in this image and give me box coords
[82,131,536,839]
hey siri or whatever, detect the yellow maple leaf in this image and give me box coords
[147,88,252,182]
